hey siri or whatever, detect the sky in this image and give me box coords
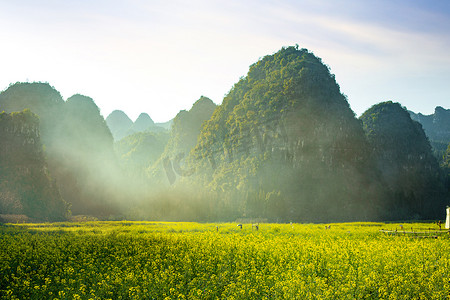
[0,0,449,122]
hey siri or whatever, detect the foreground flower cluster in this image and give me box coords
[0,222,449,299]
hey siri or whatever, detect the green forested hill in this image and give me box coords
[0,83,122,217]
[0,82,64,147]
[361,102,447,219]
[152,96,217,186]
[56,94,121,215]
[63,94,114,150]
[188,46,382,222]
[115,131,169,180]
[165,96,216,158]
[0,110,68,221]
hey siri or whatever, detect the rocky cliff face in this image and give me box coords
[0,110,68,221]
[0,110,41,166]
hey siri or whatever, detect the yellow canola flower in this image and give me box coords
[1,221,449,299]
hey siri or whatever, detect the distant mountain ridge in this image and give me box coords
[132,113,154,132]
[105,110,133,141]
[106,110,170,141]
[409,106,450,160]
[409,106,450,142]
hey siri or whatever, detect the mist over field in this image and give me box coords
[0,46,449,223]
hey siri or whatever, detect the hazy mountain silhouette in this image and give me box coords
[106,111,167,141]
[132,113,154,131]
[0,83,122,217]
[105,110,134,141]
[361,101,447,219]
[409,106,450,162]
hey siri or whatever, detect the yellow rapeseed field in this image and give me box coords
[0,221,449,299]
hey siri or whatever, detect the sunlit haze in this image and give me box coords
[1,0,449,122]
